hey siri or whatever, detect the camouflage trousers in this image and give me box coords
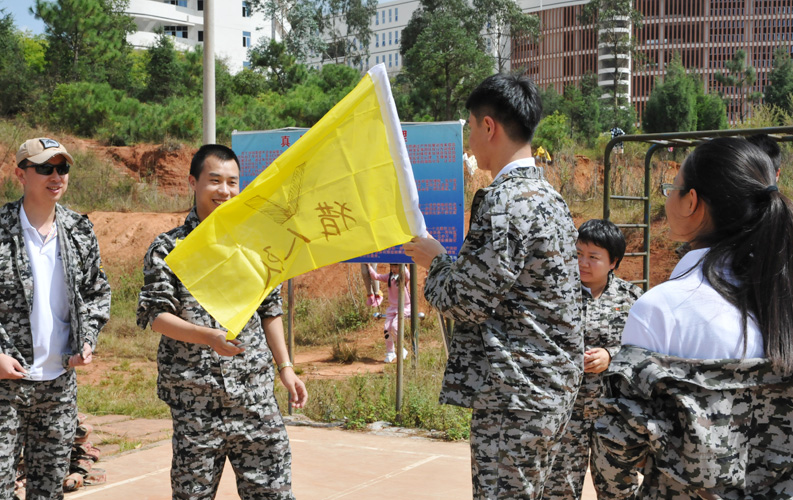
[0,370,77,500]
[542,387,603,500]
[470,408,569,500]
[169,402,294,500]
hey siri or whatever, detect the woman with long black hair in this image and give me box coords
[593,137,793,499]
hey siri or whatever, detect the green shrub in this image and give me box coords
[47,82,123,136]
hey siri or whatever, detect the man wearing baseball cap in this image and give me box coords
[0,138,111,498]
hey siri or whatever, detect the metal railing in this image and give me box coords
[603,126,793,290]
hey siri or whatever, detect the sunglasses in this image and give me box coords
[24,162,71,176]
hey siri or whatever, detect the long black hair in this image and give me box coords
[681,137,793,374]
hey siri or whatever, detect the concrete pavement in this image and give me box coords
[65,424,597,499]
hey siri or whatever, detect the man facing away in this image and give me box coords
[0,138,111,499]
[404,75,583,500]
[137,144,307,499]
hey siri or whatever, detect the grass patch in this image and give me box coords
[98,262,160,360]
[77,359,168,418]
[62,150,193,213]
[276,342,471,441]
[331,341,360,364]
[290,288,373,347]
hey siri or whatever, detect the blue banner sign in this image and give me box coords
[232,121,465,264]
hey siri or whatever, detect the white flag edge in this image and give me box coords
[368,63,428,237]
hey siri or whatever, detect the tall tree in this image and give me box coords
[248,38,308,92]
[579,0,642,129]
[764,48,793,117]
[0,9,34,115]
[473,0,540,73]
[695,88,728,131]
[252,0,377,66]
[713,49,762,122]
[642,55,698,133]
[563,72,601,146]
[317,0,377,65]
[145,32,182,102]
[249,0,326,62]
[33,0,135,86]
[401,0,493,121]
[538,84,563,118]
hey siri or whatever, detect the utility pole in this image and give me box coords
[203,0,216,144]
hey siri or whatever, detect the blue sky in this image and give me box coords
[1,0,44,34]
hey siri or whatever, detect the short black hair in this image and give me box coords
[577,219,627,269]
[190,144,240,179]
[746,134,781,173]
[465,74,543,143]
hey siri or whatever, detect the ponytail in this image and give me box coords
[683,138,793,375]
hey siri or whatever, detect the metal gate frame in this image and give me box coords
[602,126,793,290]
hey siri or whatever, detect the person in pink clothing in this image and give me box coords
[367,264,411,363]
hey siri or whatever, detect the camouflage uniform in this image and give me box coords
[137,208,294,500]
[0,199,111,500]
[543,274,642,499]
[424,165,583,499]
[593,345,793,499]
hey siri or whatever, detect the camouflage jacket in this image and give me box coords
[0,199,110,384]
[579,274,642,398]
[593,345,793,499]
[137,208,283,412]
[425,165,583,412]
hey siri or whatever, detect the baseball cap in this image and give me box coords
[16,138,75,166]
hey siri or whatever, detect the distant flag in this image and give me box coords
[165,64,426,337]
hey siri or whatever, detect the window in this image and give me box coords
[375,12,379,25]
[243,61,251,69]
[164,25,188,38]
[375,33,379,47]
[389,31,392,45]
[198,30,203,41]
[382,11,385,23]
[389,53,392,67]
[376,55,379,64]
[197,0,203,9]
[395,51,398,66]
[243,31,251,47]
[395,30,399,44]
[242,1,251,17]
[165,0,187,6]
[395,7,398,20]
[389,9,392,22]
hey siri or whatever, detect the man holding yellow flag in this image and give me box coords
[137,145,306,500]
[405,75,582,499]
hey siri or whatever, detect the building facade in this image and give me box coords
[513,0,793,123]
[125,0,283,73]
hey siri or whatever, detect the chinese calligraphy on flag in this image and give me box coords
[164,64,426,337]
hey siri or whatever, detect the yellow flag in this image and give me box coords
[165,64,426,338]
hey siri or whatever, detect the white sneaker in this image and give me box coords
[385,352,397,363]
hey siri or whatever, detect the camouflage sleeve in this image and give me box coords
[256,284,283,319]
[137,235,180,330]
[80,227,111,349]
[424,208,528,324]
[605,282,644,361]
[605,344,621,361]
[591,383,648,498]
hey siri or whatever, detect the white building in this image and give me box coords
[306,0,420,75]
[125,0,283,73]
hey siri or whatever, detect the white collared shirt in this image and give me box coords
[492,157,538,182]
[622,248,764,359]
[20,205,70,381]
